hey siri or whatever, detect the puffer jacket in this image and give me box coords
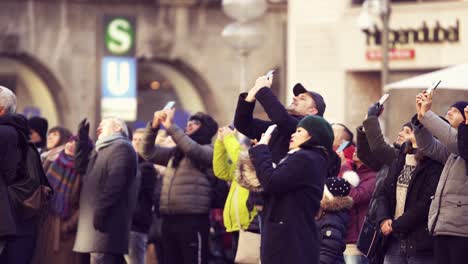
[412,111,468,237]
[140,123,213,215]
[213,134,257,232]
[316,196,353,264]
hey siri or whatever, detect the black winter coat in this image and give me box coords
[234,87,303,164]
[0,114,29,237]
[316,196,353,264]
[375,152,443,256]
[131,158,157,234]
[249,145,325,264]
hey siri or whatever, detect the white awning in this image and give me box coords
[385,64,468,91]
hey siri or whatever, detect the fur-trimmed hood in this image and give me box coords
[235,150,263,192]
[320,196,353,212]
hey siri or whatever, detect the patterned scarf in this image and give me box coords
[46,151,80,219]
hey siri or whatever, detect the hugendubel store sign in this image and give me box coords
[363,20,460,60]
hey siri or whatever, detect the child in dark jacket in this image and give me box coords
[316,174,359,264]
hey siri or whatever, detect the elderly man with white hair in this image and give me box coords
[73,117,139,264]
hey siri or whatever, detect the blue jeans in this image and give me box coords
[125,231,148,264]
[383,238,433,264]
[345,254,369,264]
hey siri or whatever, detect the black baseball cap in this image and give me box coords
[293,83,326,117]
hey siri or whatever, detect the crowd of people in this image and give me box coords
[0,74,467,264]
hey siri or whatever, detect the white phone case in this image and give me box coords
[163,101,175,110]
[264,124,277,136]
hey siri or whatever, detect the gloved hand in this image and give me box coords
[78,118,90,140]
[367,102,384,118]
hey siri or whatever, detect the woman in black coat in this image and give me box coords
[374,123,443,264]
[249,115,335,264]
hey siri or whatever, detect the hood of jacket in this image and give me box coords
[0,113,30,138]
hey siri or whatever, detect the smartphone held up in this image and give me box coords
[163,101,175,110]
[425,80,441,94]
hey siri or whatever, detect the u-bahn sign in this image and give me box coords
[101,15,137,121]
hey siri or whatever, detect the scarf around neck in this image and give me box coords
[46,151,79,219]
[95,134,127,151]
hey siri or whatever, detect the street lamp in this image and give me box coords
[222,0,267,93]
[358,0,391,94]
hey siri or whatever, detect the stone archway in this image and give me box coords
[0,53,68,126]
[134,57,217,128]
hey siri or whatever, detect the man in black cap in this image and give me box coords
[234,75,326,164]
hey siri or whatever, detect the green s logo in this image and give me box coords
[105,18,134,55]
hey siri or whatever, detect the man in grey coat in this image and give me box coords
[140,107,218,264]
[73,117,138,264]
[413,92,468,264]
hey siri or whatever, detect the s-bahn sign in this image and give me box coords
[103,16,136,57]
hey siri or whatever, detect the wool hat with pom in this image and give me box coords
[324,171,360,199]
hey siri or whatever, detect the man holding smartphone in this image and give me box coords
[233,75,327,164]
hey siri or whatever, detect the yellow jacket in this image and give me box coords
[213,135,257,232]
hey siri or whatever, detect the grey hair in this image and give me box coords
[112,117,129,138]
[0,86,17,114]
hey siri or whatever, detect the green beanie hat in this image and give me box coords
[297,115,334,151]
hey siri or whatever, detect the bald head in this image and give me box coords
[0,86,17,116]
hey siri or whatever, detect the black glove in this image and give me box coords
[78,118,90,140]
[367,102,384,118]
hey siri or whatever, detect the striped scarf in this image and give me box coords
[46,151,80,219]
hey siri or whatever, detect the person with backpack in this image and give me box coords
[139,107,218,264]
[0,86,41,264]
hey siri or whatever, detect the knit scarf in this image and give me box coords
[46,151,80,219]
[95,134,127,152]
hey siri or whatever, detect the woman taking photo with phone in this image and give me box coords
[249,115,336,264]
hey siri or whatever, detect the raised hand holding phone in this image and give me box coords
[265,69,275,80]
[163,101,175,110]
[161,108,175,129]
